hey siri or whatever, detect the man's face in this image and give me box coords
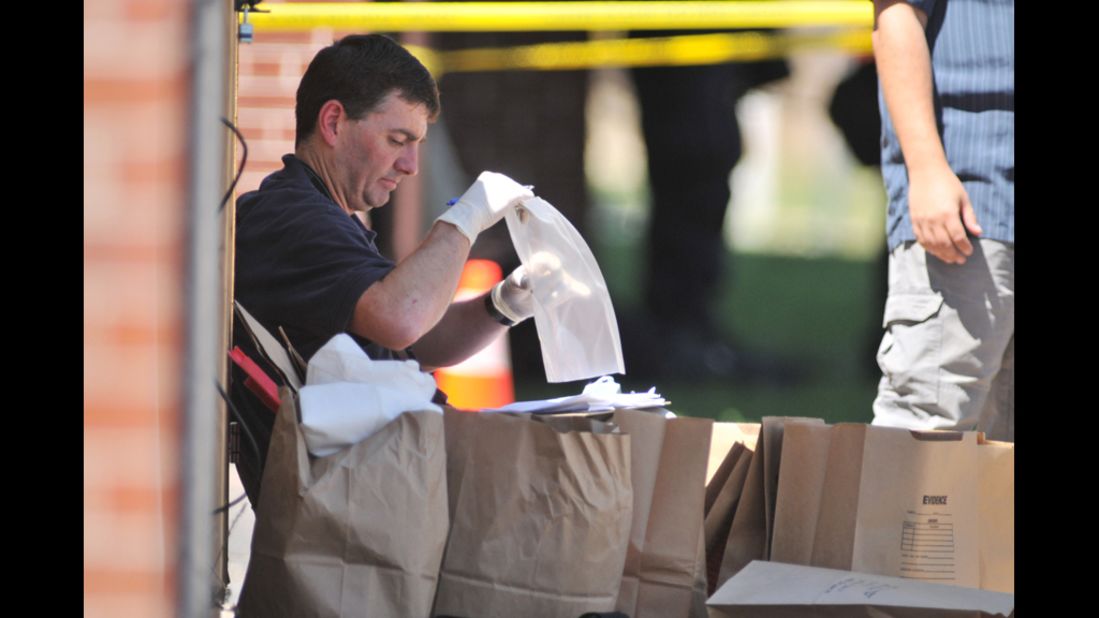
[332,91,429,212]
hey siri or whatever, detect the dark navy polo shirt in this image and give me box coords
[234,154,400,363]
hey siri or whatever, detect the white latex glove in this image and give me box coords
[490,265,534,325]
[437,171,534,245]
[525,250,591,310]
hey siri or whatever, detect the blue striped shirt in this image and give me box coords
[879,0,1015,250]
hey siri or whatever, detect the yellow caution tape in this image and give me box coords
[405,30,871,77]
[248,2,873,33]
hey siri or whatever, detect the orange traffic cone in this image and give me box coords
[434,259,515,409]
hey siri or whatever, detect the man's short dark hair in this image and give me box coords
[295,34,441,147]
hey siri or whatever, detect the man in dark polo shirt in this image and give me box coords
[231,34,535,502]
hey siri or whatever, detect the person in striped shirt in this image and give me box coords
[870,0,1014,441]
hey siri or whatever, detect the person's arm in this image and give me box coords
[349,172,533,354]
[349,220,471,351]
[872,0,982,264]
[410,264,534,370]
[410,293,508,370]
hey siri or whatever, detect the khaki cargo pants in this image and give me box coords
[872,239,1014,442]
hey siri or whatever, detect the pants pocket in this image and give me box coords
[877,293,945,409]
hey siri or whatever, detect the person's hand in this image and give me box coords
[525,251,591,310]
[908,165,982,264]
[490,265,534,325]
[489,253,594,325]
[437,171,534,245]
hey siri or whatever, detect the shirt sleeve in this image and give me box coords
[235,189,396,351]
[904,0,937,17]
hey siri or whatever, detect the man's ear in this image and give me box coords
[315,99,346,147]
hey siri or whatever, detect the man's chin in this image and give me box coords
[363,193,392,210]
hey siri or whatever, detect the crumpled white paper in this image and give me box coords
[299,334,442,457]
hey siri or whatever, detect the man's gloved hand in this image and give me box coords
[437,171,534,245]
[527,250,591,302]
[488,265,534,326]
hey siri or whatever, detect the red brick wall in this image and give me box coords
[84,0,189,614]
[236,4,341,194]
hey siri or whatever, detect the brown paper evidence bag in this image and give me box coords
[436,408,718,618]
[239,389,450,618]
[768,422,1014,594]
[433,408,633,618]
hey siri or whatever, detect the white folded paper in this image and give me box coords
[299,334,442,457]
[485,375,672,415]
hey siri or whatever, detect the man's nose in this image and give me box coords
[395,144,419,176]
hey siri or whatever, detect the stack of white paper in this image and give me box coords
[484,376,671,415]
